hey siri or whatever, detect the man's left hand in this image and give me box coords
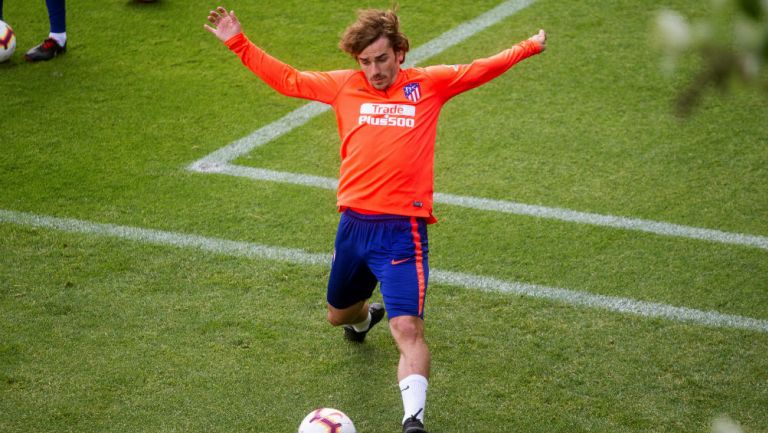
[529,29,547,51]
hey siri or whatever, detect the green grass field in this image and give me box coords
[1,1,767,432]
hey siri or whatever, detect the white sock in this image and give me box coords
[350,310,371,332]
[400,374,428,424]
[49,32,67,47]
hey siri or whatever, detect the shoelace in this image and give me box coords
[404,408,424,423]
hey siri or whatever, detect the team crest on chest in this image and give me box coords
[403,82,421,102]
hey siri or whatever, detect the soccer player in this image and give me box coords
[0,0,67,61]
[205,6,546,433]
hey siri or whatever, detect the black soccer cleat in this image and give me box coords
[402,415,427,433]
[343,302,385,342]
[25,38,66,62]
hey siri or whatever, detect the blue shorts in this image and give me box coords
[327,210,429,319]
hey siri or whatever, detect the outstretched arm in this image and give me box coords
[203,6,350,104]
[426,29,547,99]
[204,6,242,42]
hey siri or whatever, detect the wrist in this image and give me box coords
[224,32,246,48]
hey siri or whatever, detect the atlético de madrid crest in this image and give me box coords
[403,82,421,102]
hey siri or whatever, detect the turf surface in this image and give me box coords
[1,1,766,432]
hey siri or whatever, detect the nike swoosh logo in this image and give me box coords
[391,258,410,265]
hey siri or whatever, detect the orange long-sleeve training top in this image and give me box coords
[225,32,542,222]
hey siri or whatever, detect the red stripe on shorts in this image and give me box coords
[410,217,426,315]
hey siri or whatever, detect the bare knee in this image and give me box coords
[389,316,425,344]
[326,310,346,327]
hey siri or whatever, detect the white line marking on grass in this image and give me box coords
[0,209,327,266]
[193,163,768,250]
[433,193,768,250]
[213,164,339,190]
[186,0,768,251]
[433,271,768,333]
[188,102,330,173]
[2,209,767,334]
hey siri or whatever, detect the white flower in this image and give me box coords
[656,9,692,52]
[712,416,744,433]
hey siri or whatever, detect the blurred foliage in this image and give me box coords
[655,0,768,116]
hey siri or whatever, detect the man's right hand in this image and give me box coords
[204,6,242,42]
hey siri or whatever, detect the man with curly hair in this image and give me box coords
[205,6,546,432]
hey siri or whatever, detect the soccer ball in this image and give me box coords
[0,20,16,62]
[298,408,357,433]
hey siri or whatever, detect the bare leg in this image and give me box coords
[390,315,429,429]
[389,316,430,379]
[326,300,369,327]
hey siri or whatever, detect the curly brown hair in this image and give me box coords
[339,8,410,62]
